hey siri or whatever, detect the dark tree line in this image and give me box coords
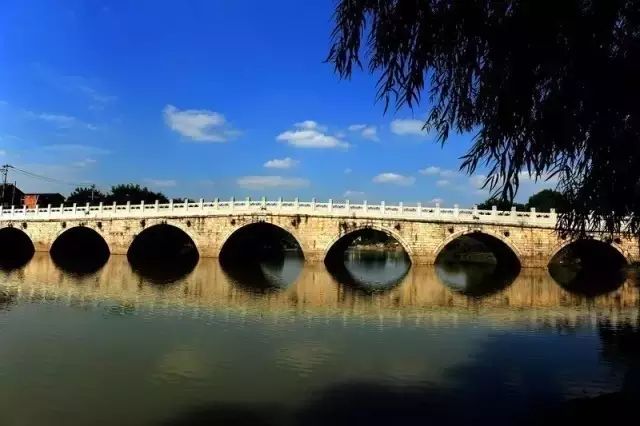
[328,0,640,236]
[477,189,569,213]
[66,184,169,205]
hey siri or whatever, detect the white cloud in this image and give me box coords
[469,174,487,189]
[163,104,239,143]
[436,179,450,187]
[343,190,365,198]
[430,198,444,205]
[277,121,348,149]
[419,166,441,175]
[439,169,457,178]
[372,173,415,186]
[390,119,431,137]
[0,150,6,156]
[344,168,352,174]
[72,158,97,168]
[348,123,379,141]
[27,111,95,130]
[144,178,177,188]
[347,124,366,131]
[294,120,327,131]
[263,157,298,169]
[237,175,309,189]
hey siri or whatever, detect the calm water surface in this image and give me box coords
[0,250,639,425]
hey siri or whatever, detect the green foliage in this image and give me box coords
[67,186,106,205]
[106,184,168,204]
[328,0,640,236]
[477,189,567,212]
[527,190,569,213]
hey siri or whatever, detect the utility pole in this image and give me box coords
[1,164,9,208]
[91,184,96,202]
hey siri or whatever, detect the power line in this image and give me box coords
[3,165,108,193]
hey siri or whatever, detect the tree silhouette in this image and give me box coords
[106,184,168,204]
[67,186,107,205]
[328,0,640,236]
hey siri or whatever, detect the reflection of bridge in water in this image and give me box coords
[1,254,638,328]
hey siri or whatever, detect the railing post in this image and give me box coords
[416,202,422,216]
[294,197,299,209]
[311,197,316,211]
[229,197,234,211]
[184,199,188,212]
[140,200,144,214]
[99,202,103,213]
[214,197,219,209]
[72,203,77,214]
[399,201,403,214]
[530,207,536,223]
[200,198,204,210]
[550,208,557,222]
[155,200,159,212]
[47,204,52,216]
[381,201,385,214]
[35,204,39,215]
[473,204,478,216]
[345,199,350,213]
[363,200,368,213]
[277,197,282,210]
[261,196,266,209]
[435,202,441,216]
[491,205,497,217]
[0,206,3,217]
[328,198,333,213]
[511,206,517,218]
[10,205,14,218]
[126,201,131,213]
[112,202,116,217]
[453,204,459,217]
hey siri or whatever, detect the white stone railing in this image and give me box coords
[0,198,559,227]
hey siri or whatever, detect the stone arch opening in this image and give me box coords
[324,227,411,293]
[548,239,628,297]
[127,224,199,284]
[50,227,110,274]
[434,231,520,296]
[219,222,303,292]
[0,227,34,269]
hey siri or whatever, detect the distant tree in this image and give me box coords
[106,184,168,204]
[527,189,569,213]
[67,186,106,205]
[477,198,526,211]
[328,0,640,236]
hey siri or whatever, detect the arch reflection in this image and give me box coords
[0,227,34,270]
[435,262,518,298]
[326,248,410,294]
[50,227,110,275]
[127,224,199,284]
[549,239,628,297]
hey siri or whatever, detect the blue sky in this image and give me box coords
[0,0,553,206]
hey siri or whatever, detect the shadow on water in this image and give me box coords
[0,227,34,270]
[159,321,640,426]
[50,227,110,275]
[325,249,410,294]
[127,224,199,284]
[435,262,519,298]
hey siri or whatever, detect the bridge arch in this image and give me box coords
[0,226,35,268]
[50,226,111,273]
[219,220,305,261]
[433,228,522,268]
[323,224,414,264]
[548,237,629,266]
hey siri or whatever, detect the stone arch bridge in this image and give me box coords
[0,198,637,268]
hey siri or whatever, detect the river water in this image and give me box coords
[0,250,638,425]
